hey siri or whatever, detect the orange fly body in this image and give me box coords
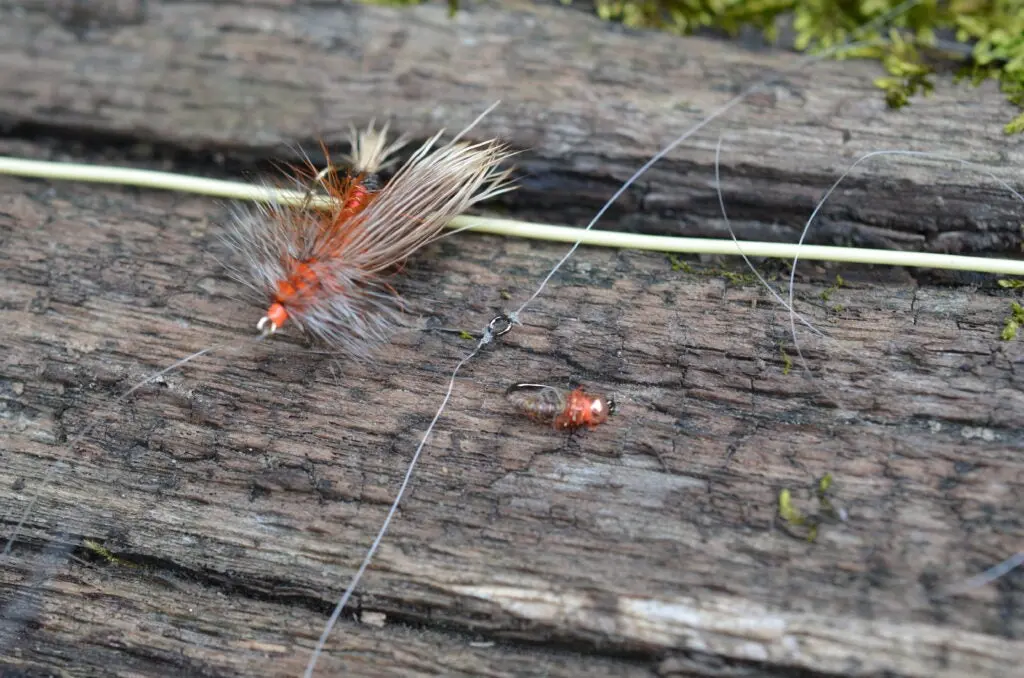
[223,112,516,359]
[505,383,616,431]
[259,128,404,331]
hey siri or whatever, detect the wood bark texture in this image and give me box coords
[0,1,1022,677]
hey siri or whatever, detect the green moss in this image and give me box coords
[665,255,774,284]
[82,539,136,568]
[778,488,804,524]
[777,472,846,542]
[998,278,1024,288]
[364,0,459,16]
[778,487,821,542]
[667,254,695,272]
[584,0,1024,134]
[719,269,757,285]
[819,274,845,301]
[780,345,794,374]
[377,0,1024,134]
[1000,300,1024,340]
[816,472,845,520]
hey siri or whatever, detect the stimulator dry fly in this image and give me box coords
[223,113,516,358]
[505,383,617,431]
[4,109,516,559]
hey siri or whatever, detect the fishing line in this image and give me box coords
[716,138,1023,615]
[715,134,1023,598]
[4,332,268,554]
[778,149,1024,609]
[713,134,829,361]
[713,139,1024,378]
[944,552,1024,596]
[301,4,930,673]
[783,149,1024,380]
[4,102,512,623]
[302,315,511,678]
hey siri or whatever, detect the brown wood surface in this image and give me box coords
[2,0,1024,253]
[1,1,1022,677]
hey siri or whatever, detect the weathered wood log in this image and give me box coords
[1,1,1022,678]
[1,0,1023,254]
[3,171,1022,675]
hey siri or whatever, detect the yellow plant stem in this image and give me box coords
[2,155,1023,276]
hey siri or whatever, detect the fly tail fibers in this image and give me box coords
[343,120,409,180]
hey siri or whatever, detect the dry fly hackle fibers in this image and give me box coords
[223,110,516,360]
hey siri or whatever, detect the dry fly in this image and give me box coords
[223,108,516,358]
[3,106,516,558]
[505,383,617,430]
